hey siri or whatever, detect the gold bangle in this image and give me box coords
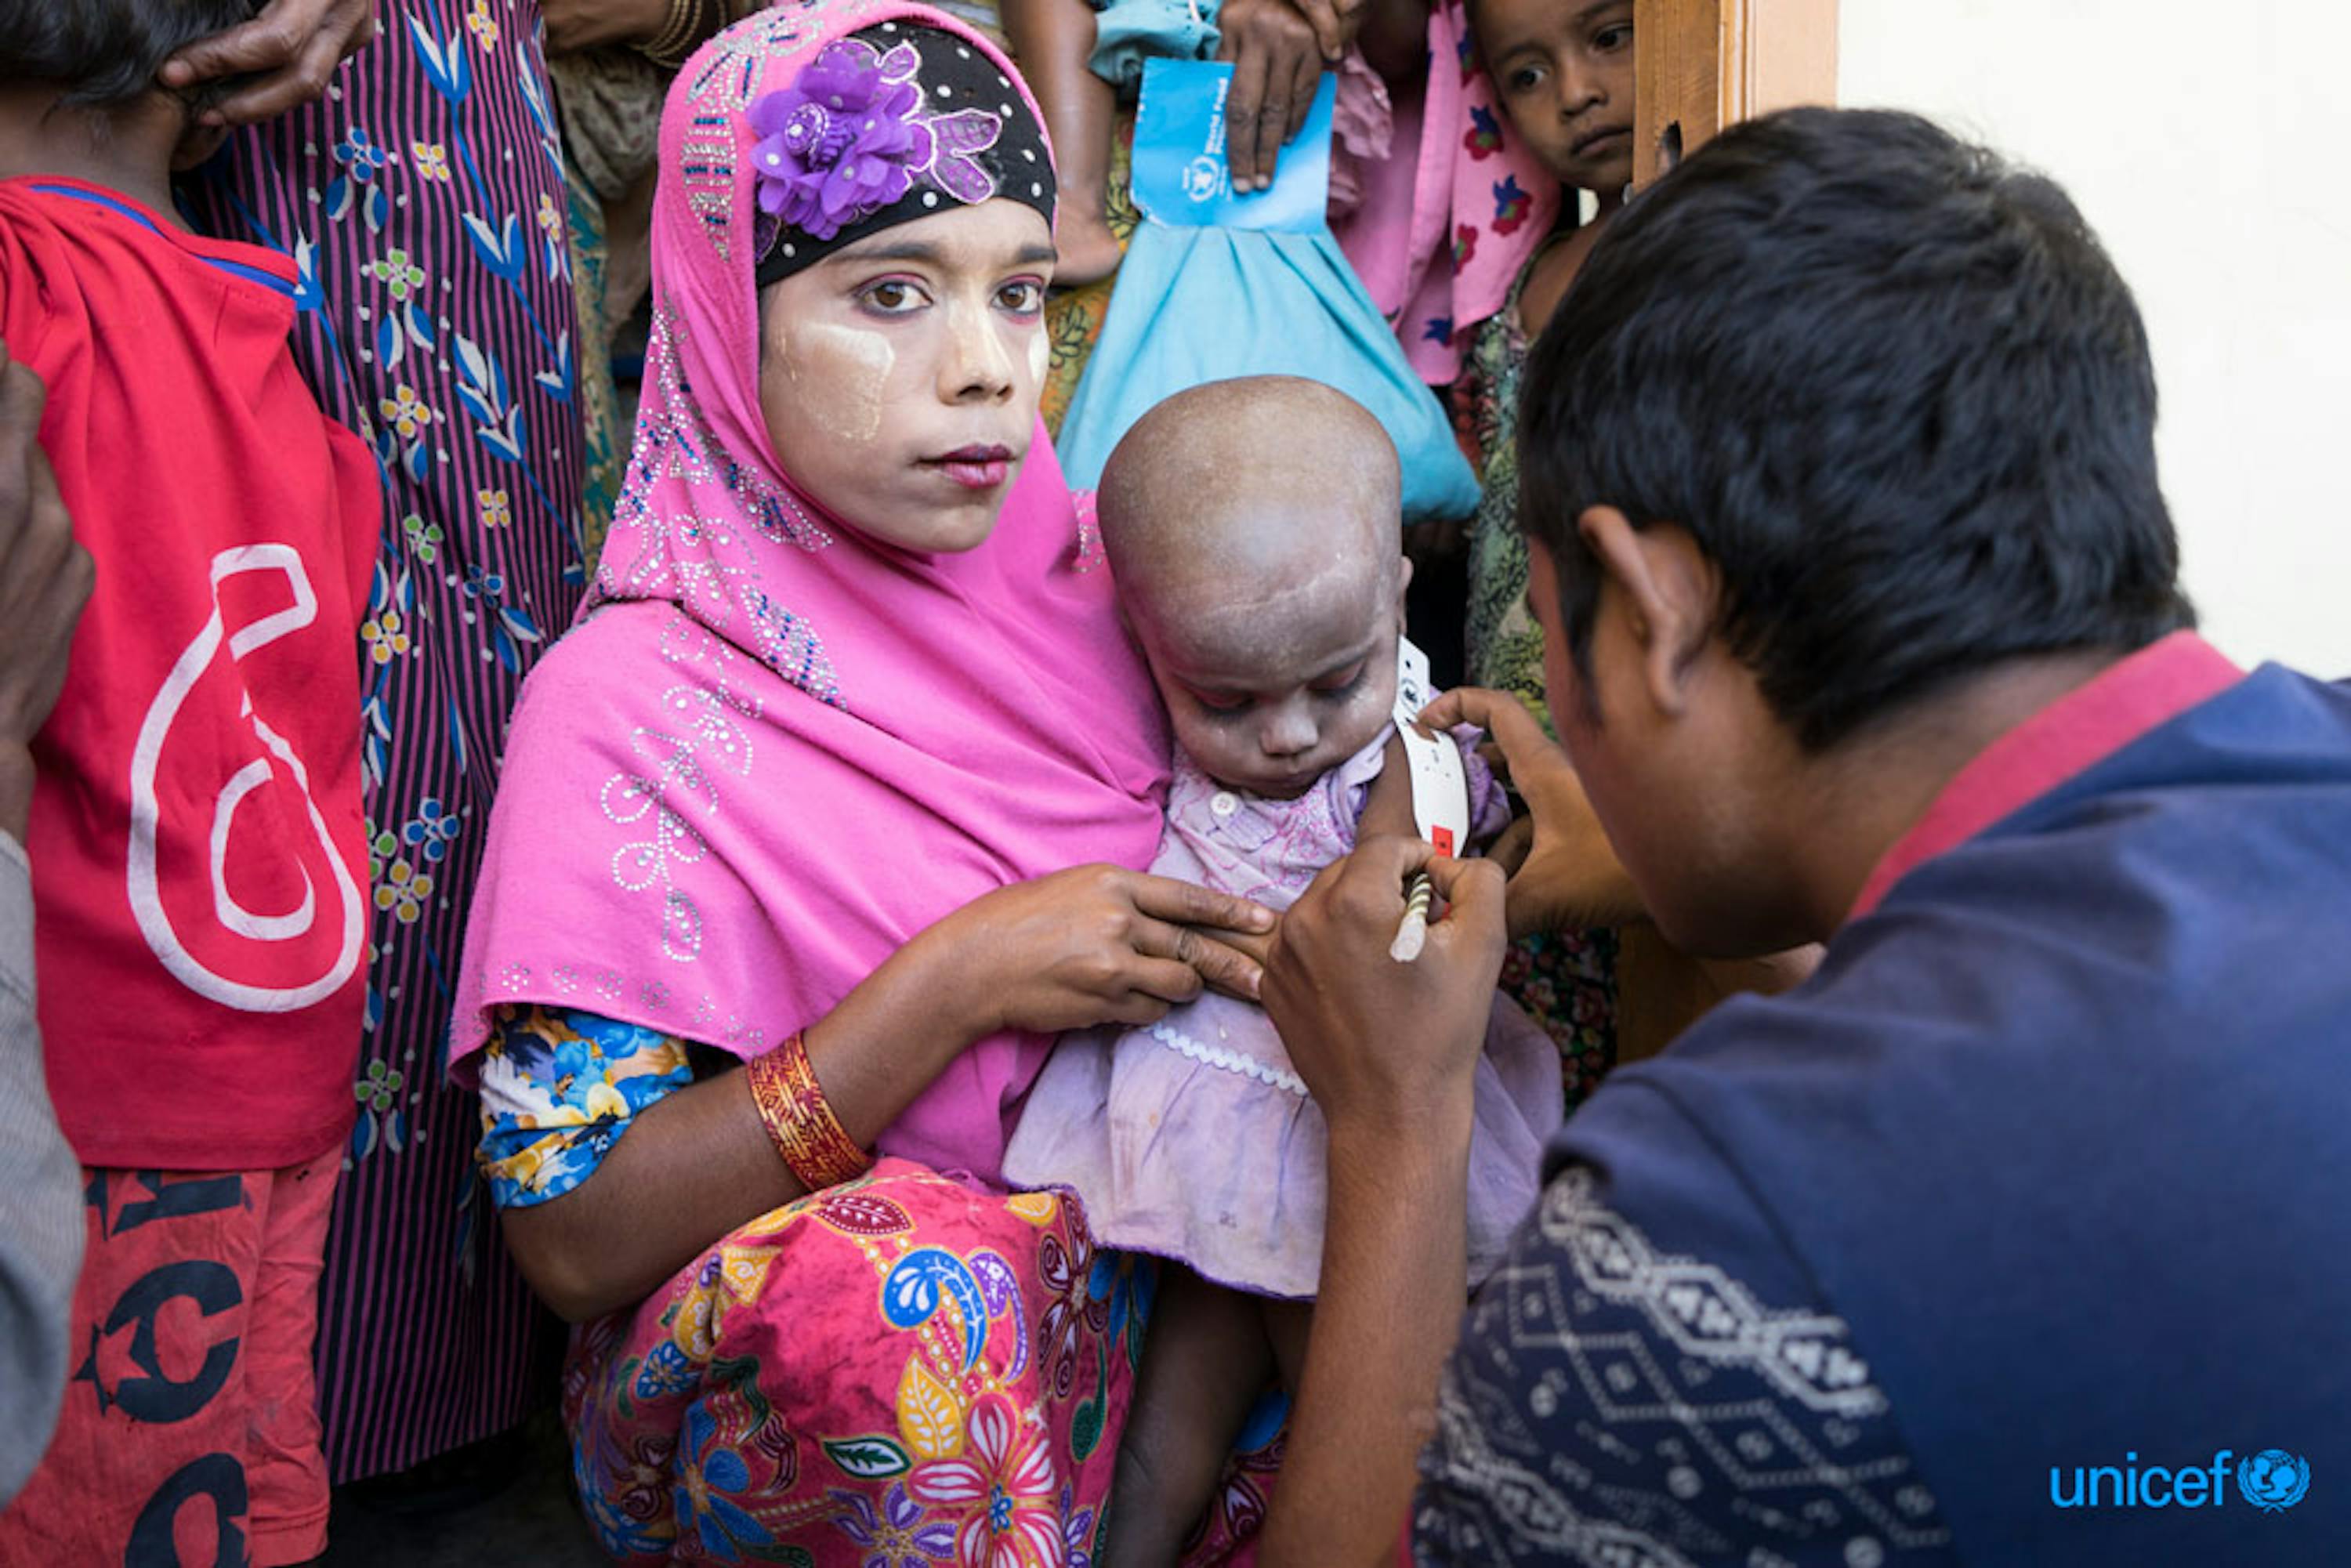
[745,1031,873,1191]
[639,0,715,70]
[636,0,688,66]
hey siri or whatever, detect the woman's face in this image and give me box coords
[757,198,1055,554]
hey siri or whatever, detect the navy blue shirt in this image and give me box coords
[1418,637,2351,1565]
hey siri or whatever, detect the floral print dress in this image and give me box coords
[476,1005,1162,1566]
[179,0,589,1480]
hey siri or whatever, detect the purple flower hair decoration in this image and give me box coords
[747,36,1008,243]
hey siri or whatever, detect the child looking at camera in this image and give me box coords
[1460,0,1634,717]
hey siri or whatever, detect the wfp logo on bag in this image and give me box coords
[1183,155,1225,204]
[2240,1450,2312,1512]
[1130,59,1335,232]
[2048,1448,2310,1512]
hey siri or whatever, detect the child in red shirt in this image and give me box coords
[0,5,379,1561]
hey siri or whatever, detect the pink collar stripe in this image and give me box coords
[1846,631,2245,923]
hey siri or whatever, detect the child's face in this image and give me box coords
[1134,549,1407,799]
[1478,0,1636,194]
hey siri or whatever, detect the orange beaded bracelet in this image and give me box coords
[744,1030,872,1191]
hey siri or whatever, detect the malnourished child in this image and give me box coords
[1002,374,1561,1563]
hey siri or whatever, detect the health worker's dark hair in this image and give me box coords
[1520,106,2193,751]
[0,0,256,110]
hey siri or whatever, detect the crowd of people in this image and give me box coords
[1,0,2345,1566]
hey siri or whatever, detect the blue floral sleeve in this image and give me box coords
[475,1005,695,1209]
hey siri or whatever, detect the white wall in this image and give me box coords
[1837,1,2351,675]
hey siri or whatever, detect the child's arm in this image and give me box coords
[1002,0,1125,287]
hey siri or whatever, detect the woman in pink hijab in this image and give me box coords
[451,5,1273,1559]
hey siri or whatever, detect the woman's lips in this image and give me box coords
[926,444,1015,491]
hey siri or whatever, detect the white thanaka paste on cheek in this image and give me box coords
[1027,328,1049,391]
[799,320,896,445]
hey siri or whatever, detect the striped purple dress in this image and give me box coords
[182,0,586,1479]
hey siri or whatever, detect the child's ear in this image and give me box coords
[1393,553,1415,614]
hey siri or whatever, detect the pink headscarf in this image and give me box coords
[452,1,1169,1182]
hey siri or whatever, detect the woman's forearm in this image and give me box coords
[500,1066,799,1320]
[1259,1105,1473,1568]
[500,936,987,1320]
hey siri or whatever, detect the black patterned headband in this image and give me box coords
[748,22,1056,286]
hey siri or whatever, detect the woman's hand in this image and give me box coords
[1216,0,1327,193]
[930,864,1277,1037]
[541,0,675,56]
[1261,836,1505,1137]
[1417,686,1646,936]
[159,0,378,127]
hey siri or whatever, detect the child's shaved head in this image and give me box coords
[1098,377,1409,798]
[1101,375,1400,647]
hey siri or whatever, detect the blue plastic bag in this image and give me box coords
[1056,59,1481,525]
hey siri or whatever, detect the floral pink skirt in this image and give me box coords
[563,1157,1181,1566]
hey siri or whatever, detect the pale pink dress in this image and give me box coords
[1001,726,1563,1298]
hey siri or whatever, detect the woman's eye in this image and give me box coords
[997,280,1045,315]
[859,279,926,313]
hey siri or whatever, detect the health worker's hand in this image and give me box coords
[1416,685,1646,936]
[1262,836,1505,1137]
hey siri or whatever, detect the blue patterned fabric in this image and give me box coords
[475,1005,693,1210]
[179,0,589,1479]
[1418,1089,1954,1567]
[1418,664,2351,1566]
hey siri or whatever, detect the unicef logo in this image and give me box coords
[2237,1450,2311,1512]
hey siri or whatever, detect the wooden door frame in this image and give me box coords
[1634,0,1839,187]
